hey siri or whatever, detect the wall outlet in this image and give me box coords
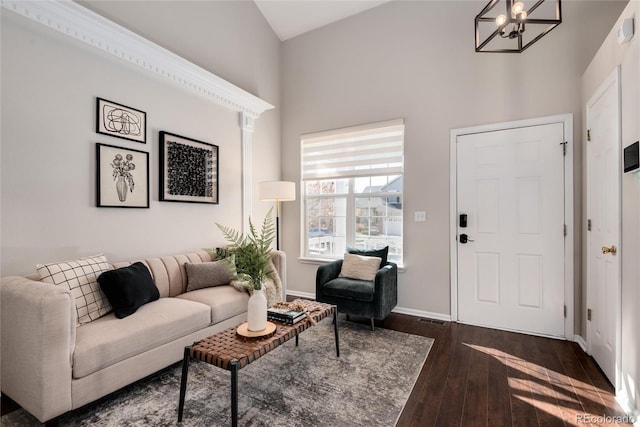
[415,211,426,222]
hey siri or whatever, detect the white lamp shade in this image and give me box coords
[259,181,296,201]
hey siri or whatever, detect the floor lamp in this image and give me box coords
[259,181,296,250]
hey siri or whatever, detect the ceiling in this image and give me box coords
[254,0,393,41]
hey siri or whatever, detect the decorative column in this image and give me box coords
[240,112,256,233]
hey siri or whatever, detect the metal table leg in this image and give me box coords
[177,346,190,422]
[230,360,239,427]
[333,307,340,357]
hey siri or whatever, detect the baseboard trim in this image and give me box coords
[391,307,451,322]
[286,290,316,300]
[285,291,451,322]
[573,334,588,352]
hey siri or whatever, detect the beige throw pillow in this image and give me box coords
[185,255,236,292]
[37,254,113,326]
[339,253,382,281]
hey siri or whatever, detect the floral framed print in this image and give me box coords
[159,131,219,204]
[96,97,147,143]
[96,143,149,208]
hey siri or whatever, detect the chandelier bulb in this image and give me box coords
[495,14,507,26]
[512,2,525,14]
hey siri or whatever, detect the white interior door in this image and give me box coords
[586,67,621,386]
[456,123,566,337]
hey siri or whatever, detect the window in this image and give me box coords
[301,119,404,264]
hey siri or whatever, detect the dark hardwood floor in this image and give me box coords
[373,312,631,427]
[2,312,632,426]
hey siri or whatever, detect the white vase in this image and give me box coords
[247,286,268,331]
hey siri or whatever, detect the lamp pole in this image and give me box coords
[275,198,282,250]
[258,181,296,251]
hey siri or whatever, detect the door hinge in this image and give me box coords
[560,141,567,156]
[564,305,567,318]
[563,224,567,237]
[587,308,592,321]
[587,219,592,231]
[587,129,591,141]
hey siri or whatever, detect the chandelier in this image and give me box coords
[475,0,562,53]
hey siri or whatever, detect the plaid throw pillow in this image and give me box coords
[37,254,113,326]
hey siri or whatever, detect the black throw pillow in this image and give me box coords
[347,246,389,266]
[97,262,159,319]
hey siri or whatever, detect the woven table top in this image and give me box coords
[188,300,335,370]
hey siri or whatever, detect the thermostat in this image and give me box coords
[617,18,634,44]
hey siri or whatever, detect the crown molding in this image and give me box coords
[1,0,274,119]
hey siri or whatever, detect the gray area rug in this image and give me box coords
[2,319,433,426]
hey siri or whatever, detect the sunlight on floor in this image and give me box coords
[464,343,633,426]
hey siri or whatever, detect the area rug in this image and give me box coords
[2,319,433,426]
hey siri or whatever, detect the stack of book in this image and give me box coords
[267,307,306,324]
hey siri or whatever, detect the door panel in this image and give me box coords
[586,67,620,385]
[457,123,565,337]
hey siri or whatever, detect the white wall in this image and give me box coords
[281,0,627,319]
[0,1,281,276]
[582,0,640,416]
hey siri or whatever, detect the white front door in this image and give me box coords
[586,67,621,385]
[456,122,566,337]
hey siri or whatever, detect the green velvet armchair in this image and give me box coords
[316,250,397,331]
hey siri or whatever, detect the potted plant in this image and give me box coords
[216,208,275,331]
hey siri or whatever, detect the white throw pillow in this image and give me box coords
[37,254,113,326]
[339,253,382,281]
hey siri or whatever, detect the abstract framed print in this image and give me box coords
[96,97,146,143]
[159,131,218,204]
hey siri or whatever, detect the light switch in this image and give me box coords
[415,211,426,222]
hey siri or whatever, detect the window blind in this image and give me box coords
[301,119,404,180]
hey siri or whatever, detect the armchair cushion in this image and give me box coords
[347,246,389,266]
[322,278,374,302]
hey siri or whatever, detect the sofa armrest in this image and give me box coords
[373,262,398,318]
[316,260,343,299]
[1,276,75,422]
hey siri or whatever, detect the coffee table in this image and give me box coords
[177,300,339,426]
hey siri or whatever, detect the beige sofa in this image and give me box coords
[0,249,286,423]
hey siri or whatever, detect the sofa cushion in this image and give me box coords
[97,262,160,318]
[73,298,210,378]
[322,278,375,302]
[339,253,381,281]
[37,254,113,326]
[185,255,236,292]
[347,246,389,266]
[176,285,249,324]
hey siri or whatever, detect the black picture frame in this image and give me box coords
[159,131,219,204]
[96,97,147,144]
[96,143,150,208]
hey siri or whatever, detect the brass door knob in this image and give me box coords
[601,245,617,255]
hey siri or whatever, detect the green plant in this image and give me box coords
[215,208,276,290]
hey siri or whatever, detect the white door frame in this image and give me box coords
[585,66,622,390]
[450,114,574,339]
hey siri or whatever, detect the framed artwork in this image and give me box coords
[159,131,219,204]
[96,143,149,208]
[96,97,147,143]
